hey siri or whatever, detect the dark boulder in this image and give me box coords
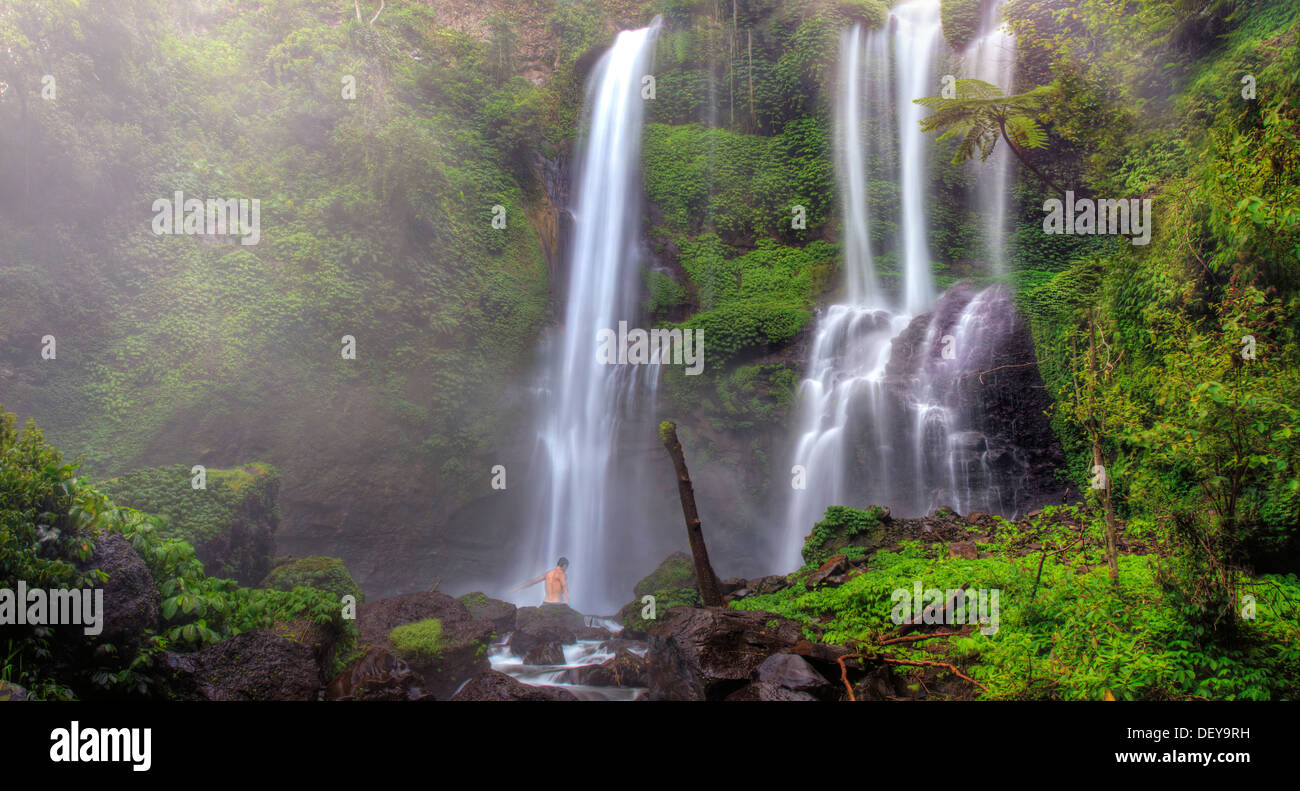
[410,618,497,700]
[324,647,431,701]
[805,554,848,589]
[523,642,566,666]
[645,607,803,700]
[53,532,160,690]
[724,682,817,701]
[555,649,647,687]
[357,591,469,647]
[509,604,585,658]
[450,670,578,701]
[164,630,320,701]
[457,592,516,635]
[756,653,836,700]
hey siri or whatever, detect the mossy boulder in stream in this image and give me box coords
[357,591,496,699]
[458,592,517,634]
[263,555,363,604]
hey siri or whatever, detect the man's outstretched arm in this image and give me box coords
[506,573,547,593]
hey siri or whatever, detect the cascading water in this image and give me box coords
[780,1,1032,570]
[518,20,662,614]
[893,0,944,314]
[964,0,1016,274]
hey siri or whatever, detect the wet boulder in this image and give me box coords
[724,682,817,701]
[523,642,566,666]
[756,653,836,700]
[555,648,648,687]
[645,607,803,700]
[324,647,431,701]
[451,670,578,701]
[509,604,586,657]
[457,592,517,635]
[164,630,320,701]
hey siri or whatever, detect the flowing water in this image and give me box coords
[964,0,1016,274]
[780,1,1026,570]
[517,20,663,615]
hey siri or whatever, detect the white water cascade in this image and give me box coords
[780,1,1030,570]
[519,20,662,614]
[964,0,1016,274]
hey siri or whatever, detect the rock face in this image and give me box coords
[99,463,280,585]
[357,591,497,699]
[324,647,430,701]
[451,670,579,701]
[876,283,1066,516]
[164,630,321,701]
[645,607,804,700]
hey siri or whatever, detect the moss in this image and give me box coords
[633,552,697,597]
[801,505,890,566]
[262,556,363,604]
[389,619,444,665]
[620,587,702,634]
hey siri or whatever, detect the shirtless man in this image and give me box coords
[511,557,569,605]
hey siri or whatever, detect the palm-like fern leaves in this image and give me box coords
[914,79,1061,192]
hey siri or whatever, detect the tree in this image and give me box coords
[914,79,1065,193]
[659,421,724,607]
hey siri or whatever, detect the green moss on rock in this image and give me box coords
[263,556,363,604]
[389,619,444,665]
[633,552,698,597]
[802,505,890,566]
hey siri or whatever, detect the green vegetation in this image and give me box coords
[263,556,364,604]
[801,505,890,566]
[0,408,355,699]
[389,619,445,665]
[99,463,280,583]
[736,507,1300,699]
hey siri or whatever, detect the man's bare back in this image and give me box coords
[542,566,568,604]
[510,557,569,605]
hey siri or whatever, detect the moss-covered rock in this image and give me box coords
[633,552,698,597]
[618,587,702,636]
[263,556,363,604]
[99,462,280,585]
[801,505,891,566]
[457,592,517,634]
[389,619,445,665]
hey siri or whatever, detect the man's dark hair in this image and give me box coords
[557,557,569,568]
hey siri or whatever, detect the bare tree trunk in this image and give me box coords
[1088,318,1120,589]
[659,421,724,606]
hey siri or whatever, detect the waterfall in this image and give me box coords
[894,0,943,314]
[520,20,662,614]
[965,0,1016,275]
[780,1,1029,570]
